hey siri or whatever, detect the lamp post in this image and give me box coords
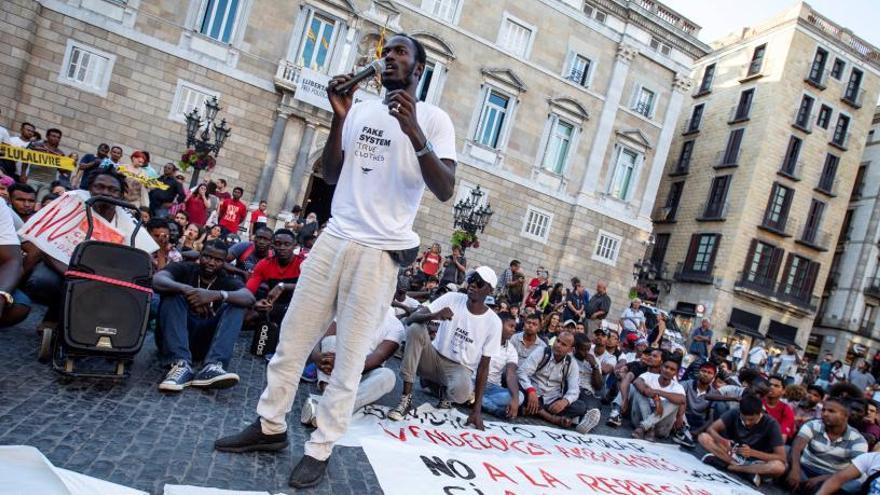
[452,185,493,252]
[183,96,231,187]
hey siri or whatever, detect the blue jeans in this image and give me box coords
[482,382,513,418]
[158,294,245,367]
[801,464,860,493]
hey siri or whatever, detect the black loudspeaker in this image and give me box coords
[62,280,150,354]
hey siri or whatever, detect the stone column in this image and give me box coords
[638,73,692,219]
[253,108,290,203]
[282,123,317,212]
[578,43,639,199]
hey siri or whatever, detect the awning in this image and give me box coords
[671,301,697,316]
[767,320,800,348]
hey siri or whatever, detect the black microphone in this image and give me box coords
[333,59,387,94]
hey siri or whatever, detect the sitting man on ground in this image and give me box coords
[764,374,797,443]
[787,394,869,493]
[698,394,787,487]
[508,312,546,365]
[671,361,717,448]
[0,199,25,326]
[146,218,183,271]
[572,332,603,410]
[607,347,663,427]
[301,306,404,427]
[480,314,521,419]
[248,229,301,326]
[153,240,255,391]
[388,267,501,429]
[815,451,880,495]
[228,226,273,278]
[629,352,686,441]
[794,384,825,431]
[518,330,601,433]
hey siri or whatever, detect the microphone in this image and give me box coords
[333,58,387,94]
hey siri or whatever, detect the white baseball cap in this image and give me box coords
[472,266,498,289]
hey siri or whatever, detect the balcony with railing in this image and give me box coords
[674,262,714,284]
[633,0,701,37]
[274,60,301,92]
[842,86,866,109]
[830,130,851,151]
[759,214,797,237]
[804,9,880,68]
[633,101,654,119]
[697,201,729,221]
[865,277,880,299]
[815,176,840,197]
[775,283,820,311]
[728,104,750,124]
[791,108,814,133]
[797,228,832,251]
[736,270,777,295]
[715,149,740,169]
[778,158,804,181]
[805,66,830,90]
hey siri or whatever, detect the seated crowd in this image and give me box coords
[4,121,880,494]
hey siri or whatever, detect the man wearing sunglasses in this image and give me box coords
[388,266,501,430]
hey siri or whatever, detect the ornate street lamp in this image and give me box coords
[182,96,232,187]
[451,185,493,251]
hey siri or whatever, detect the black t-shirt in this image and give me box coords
[720,409,784,454]
[562,290,584,321]
[163,261,244,310]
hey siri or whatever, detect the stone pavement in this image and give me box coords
[0,308,786,495]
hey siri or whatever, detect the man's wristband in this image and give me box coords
[526,387,536,395]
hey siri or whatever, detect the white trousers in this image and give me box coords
[317,335,397,411]
[256,233,398,460]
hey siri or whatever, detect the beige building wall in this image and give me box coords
[650,2,880,350]
[1,0,708,318]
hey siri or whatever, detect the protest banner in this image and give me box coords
[0,143,74,171]
[338,404,760,495]
[118,167,169,190]
[18,191,158,263]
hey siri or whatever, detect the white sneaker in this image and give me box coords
[300,397,318,427]
[576,408,602,435]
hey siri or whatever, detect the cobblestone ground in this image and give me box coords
[0,308,785,494]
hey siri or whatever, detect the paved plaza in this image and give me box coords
[0,308,785,494]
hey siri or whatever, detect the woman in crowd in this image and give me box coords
[120,150,156,208]
[205,224,223,243]
[173,210,189,233]
[541,312,562,340]
[546,282,566,315]
[184,183,211,226]
[180,223,204,253]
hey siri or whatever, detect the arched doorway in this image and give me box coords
[301,156,335,224]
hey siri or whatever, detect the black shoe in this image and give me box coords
[701,454,729,471]
[672,428,696,449]
[288,455,328,488]
[214,419,289,453]
[191,363,239,389]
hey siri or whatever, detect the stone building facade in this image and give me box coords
[811,108,880,361]
[1,0,708,315]
[648,3,880,350]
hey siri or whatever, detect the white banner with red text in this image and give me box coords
[338,404,759,495]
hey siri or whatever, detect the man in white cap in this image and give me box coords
[388,266,501,429]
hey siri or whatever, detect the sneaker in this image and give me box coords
[191,363,239,389]
[606,408,622,427]
[752,474,762,488]
[288,455,328,488]
[575,408,601,435]
[387,394,413,421]
[214,418,289,453]
[672,428,696,449]
[300,396,318,428]
[301,362,318,383]
[437,398,453,409]
[701,454,729,471]
[159,360,194,392]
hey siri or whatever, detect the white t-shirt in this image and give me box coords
[732,343,745,359]
[639,372,685,396]
[591,349,618,373]
[574,356,596,393]
[428,292,501,372]
[0,126,9,144]
[853,452,880,486]
[748,346,768,365]
[486,340,518,386]
[326,99,457,250]
[318,307,404,382]
[776,353,798,377]
[621,307,645,332]
[0,201,20,246]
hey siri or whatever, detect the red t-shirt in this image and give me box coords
[250,209,268,226]
[218,199,247,232]
[420,251,442,276]
[246,255,304,294]
[763,399,796,439]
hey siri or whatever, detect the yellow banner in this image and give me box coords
[118,167,169,191]
[0,143,75,171]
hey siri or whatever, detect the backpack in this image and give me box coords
[536,346,573,396]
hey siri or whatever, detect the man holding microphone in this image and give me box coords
[214,34,458,488]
